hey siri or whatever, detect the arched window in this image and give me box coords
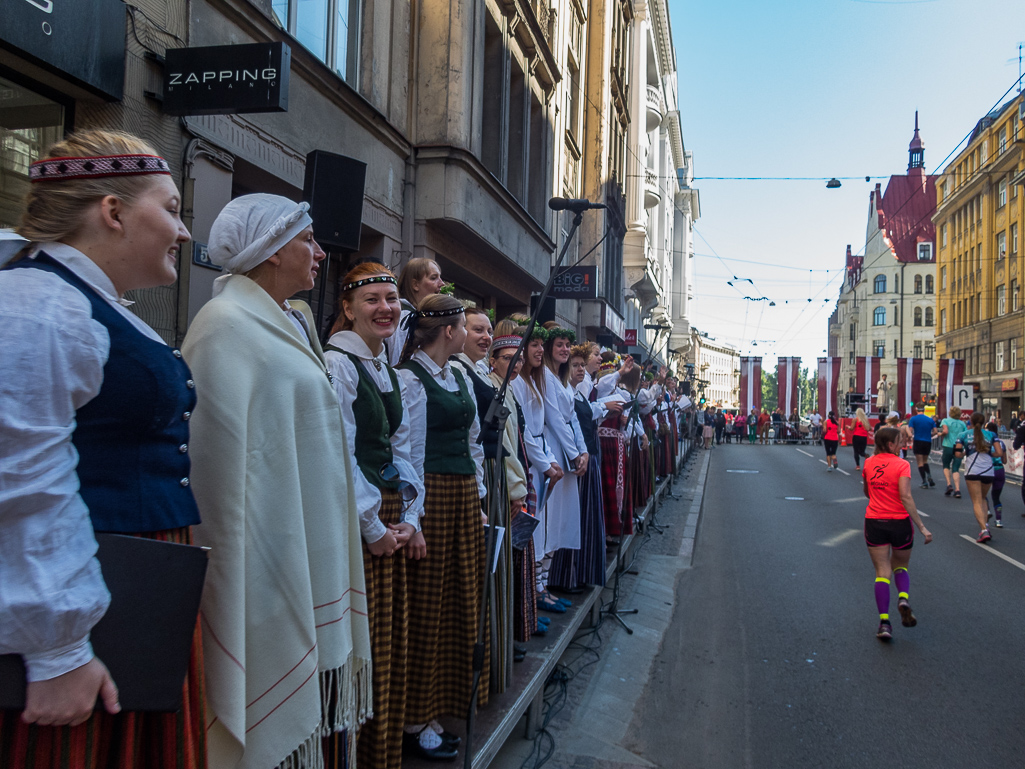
[925,275,934,294]
[914,275,923,293]
[873,306,886,326]
[925,307,934,326]
[874,274,886,294]
[914,307,923,326]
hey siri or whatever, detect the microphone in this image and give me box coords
[548,197,606,212]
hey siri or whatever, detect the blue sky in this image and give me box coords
[669,0,1025,369]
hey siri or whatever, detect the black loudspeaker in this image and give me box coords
[302,150,367,252]
[680,381,691,397]
[529,294,556,325]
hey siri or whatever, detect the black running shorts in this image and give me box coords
[864,516,914,550]
[912,440,932,456]
[823,439,838,456]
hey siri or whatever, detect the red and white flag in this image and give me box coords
[895,357,923,416]
[740,357,762,414]
[935,358,965,419]
[855,356,882,411]
[777,357,801,415]
[817,357,841,418]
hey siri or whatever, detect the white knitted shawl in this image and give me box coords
[183,275,372,769]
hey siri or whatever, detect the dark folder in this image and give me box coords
[0,533,208,713]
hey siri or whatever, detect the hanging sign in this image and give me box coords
[163,42,290,115]
[550,266,597,299]
[623,329,638,346]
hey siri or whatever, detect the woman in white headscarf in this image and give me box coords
[182,194,372,769]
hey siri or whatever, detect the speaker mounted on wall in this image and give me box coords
[303,150,367,252]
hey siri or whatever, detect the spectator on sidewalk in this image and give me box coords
[757,409,771,445]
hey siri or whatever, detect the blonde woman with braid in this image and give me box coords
[388,257,444,366]
[396,294,488,760]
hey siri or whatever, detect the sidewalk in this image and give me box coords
[487,449,711,769]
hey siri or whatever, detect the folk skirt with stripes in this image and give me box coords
[548,455,606,588]
[482,458,513,694]
[338,489,408,769]
[600,427,631,537]
[513,473,538,644]
[405,473,490,723]
[0,527,206,769]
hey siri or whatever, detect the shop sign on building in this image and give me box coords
[624,329,637,346]
[1001,378,1019,392]
[0,0,126,99]
[550,266,597,299]
[163,42,290,116]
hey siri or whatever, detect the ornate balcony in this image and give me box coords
[645,84,664,133]
[643,168,661,209]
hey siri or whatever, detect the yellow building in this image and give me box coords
[934,93,1025,419]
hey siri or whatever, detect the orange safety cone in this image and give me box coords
[840,428,847,447]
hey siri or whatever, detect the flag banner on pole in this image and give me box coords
[936,358,965,420]
[895,358,923,416]
[855,357,882,412]
[776,357,801,416]
[740,357,762,414]
[817,357,841,418]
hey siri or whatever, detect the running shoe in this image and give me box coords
[928,477,936,487]
[897,599,917,628]
[987,509,992,521]
[920,482,929,489]
[827,466,833,472]
[953,491,961,499]
[977,529,992,543]
[995,519,1003,528]
[945,486,953,496]
[876,621,893,640]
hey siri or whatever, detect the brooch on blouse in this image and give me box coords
[372,358,382,372]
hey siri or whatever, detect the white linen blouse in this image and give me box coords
[0,243,165,681]
[397,349,487,496]
[542,368,588,467]
[511,376,557,472]
[324,330,425,543]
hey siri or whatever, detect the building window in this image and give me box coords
[274,0,361,83]
[926,274,934,294]
[925,306,934,326]
[914,275,923,294]
[873,306,886,326]
[921,375,933,395]
[894,340,899,360]
[996,341,1005,372]
[941,223,948,247]
[917,243,932,261]
[925,343,935,360]
[914,341,922,358]
[874,340,885,358]
[874,275,886,294]
[849,351,854,365]
[940,267,946,291]
[999,126,1007,153]
[998,284,1007,316]
[1013,339,1018,371]
[1014,280,1020,312]
[999,178,1008,208]
[998,231,1007,260]
[849,323,855,341]
[940,309,947,334]
[914,306,923,326]
[1012,223,1019,256]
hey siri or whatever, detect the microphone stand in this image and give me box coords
[601,397,640,634]
[463,203,595,768]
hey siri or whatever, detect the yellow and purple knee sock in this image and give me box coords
[875,577,890,621]
[893,567,909,603]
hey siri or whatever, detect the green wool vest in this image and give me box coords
[399,359,476,476]
[328,347,403,489]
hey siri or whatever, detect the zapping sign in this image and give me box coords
[163,42,290,116]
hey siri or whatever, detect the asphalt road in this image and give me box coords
[627,442,1025,769]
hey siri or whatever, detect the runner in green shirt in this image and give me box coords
[940,405,968,498]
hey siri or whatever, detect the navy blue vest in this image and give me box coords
[6,253,201,533]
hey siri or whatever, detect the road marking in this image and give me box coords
[797,449,814,457]
[818,529,861,547]
[726,469,759,474]
[959,534,1025,572]
[834,496,866,504]
[785,496,805,501]
[837,468,851,476]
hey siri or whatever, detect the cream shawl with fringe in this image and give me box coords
[183,275,372,769]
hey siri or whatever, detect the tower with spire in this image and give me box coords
[908,111,925,176]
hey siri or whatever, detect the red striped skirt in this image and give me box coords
[599,427,630,536]
[0,527,206,769]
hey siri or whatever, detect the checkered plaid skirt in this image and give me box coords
[0,528,206,769]
[352,489,409,769]
[405,473,490,723]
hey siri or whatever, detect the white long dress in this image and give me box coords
[511,376,556,558]
[542,368,588,554]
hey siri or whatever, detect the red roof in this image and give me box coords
[875,173,938,263]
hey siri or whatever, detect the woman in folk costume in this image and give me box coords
[597,355,633,538]
[396,294,489,761]
[182,194,372,769]
[550,343,620,590]
[488,331,540,646]
[322,263,424,769]
[618,365,652,513]
[387,257,445,366]
[0,130,205,769]
[536,324,588,604]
